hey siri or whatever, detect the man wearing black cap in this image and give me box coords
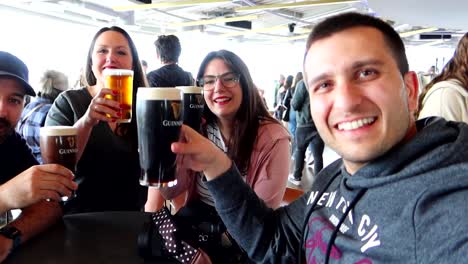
[0,51,77,261]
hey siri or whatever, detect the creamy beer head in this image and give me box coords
[103,69,134,77]
[137,87,182,101]
[40,126,78,136]
[177,86,202,94]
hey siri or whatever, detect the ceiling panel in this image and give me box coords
[0,0,465,47]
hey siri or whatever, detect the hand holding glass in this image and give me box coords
[39,126,78,201]
[103,69,134,123]
[137,88,182,188]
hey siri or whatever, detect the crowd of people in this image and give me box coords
[0,11,466,264]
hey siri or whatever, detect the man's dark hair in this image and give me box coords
[304,12,409,76]
[154,35,181,63]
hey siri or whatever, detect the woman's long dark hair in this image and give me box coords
[197,50,279,174]
[83,26,148,145]
[418,32,468,116]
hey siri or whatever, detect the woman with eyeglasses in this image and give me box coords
[145,49,290,263]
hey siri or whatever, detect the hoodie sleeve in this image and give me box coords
[414,167,468,263]
[207,164,307,263]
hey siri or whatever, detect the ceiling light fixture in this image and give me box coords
[235,0,360,12]
[220,25,286,37]
[112,0,230,12]
[399,27,438,38]
[170,14,259,27]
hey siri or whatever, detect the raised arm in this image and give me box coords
[46,89,121,161]
[171,125,304,262]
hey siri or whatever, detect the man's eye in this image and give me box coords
[8,98,22,105]
[318,82,330,89]
[358,69,376,78]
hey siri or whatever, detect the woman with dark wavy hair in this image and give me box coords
[418,32,468,123]
[146,50,290,262]
[46,26,148,213]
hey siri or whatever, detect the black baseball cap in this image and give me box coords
[0,51,36,96]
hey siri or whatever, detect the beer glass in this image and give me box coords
[137,88,183,188]
[103,69,134,123]
[177,86,204,133]
[39,126,78,201]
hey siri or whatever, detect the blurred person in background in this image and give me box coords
[16,69,69,163]
[146,35,193,87]
[141,59,148,74]
[418,32,468,123]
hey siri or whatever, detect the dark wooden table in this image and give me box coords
[5,211,178,264]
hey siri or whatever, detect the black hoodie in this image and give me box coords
[207,117,468,263]
[146,64,193,87]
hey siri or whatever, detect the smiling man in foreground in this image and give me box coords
[171,12,468,263]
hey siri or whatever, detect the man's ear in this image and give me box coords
[403,71,419,113]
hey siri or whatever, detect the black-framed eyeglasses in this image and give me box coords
[198,72,240,91]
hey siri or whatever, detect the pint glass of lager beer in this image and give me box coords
[103,69,134,123]
[40,126,78,201]
[137,88,183,188]
[177,86,204,133]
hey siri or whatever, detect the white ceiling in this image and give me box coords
[1,0,466,47]
[368,0,468,30]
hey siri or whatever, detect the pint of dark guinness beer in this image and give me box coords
[136,88,182,188]
[177,86,204,133]
[40,126,78,201]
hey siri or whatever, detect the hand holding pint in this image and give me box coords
[39,126,78,201]
[137,88,183,188]
[103,69,134,123]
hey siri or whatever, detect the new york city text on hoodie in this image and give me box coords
[207,117,468,263]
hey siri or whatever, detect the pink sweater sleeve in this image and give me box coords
[249,124,291,209]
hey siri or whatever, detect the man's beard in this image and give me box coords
[0,118,14,144]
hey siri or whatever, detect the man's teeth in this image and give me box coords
[338,117,375,131]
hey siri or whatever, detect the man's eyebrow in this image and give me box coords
[350,59,384,70]
[307,59,385,86]
[12,92,25,98]
[308,73,331,87]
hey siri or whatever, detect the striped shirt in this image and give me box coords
[196,123,246,206]
[16,97,52,164]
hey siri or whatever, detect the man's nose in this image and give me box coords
[0,100,8,118]
[333,81,362,110]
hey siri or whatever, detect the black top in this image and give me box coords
[45,88,146,214]
[0,132,38,184]
[147,64,193,87]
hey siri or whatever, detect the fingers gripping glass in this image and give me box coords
[199,72,240,91]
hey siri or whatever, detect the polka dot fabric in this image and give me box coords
[152,207,198,263]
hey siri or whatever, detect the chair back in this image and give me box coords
[281,187,304,206]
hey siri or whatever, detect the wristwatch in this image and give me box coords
[0,226,22,254]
